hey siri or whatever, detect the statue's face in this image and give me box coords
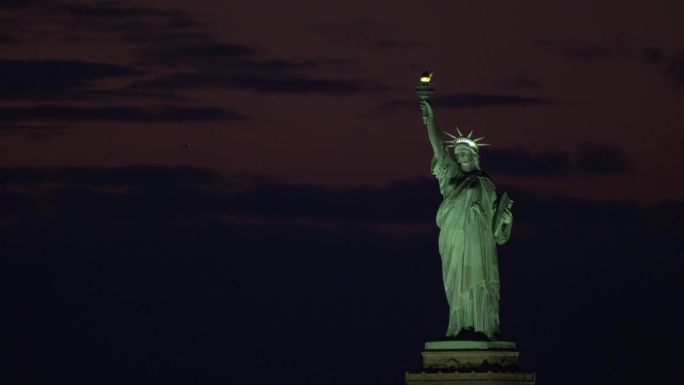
[455,147,477,172]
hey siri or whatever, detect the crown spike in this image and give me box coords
[443,128,492,152]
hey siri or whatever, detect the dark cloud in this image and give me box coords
[567,43,611,60]
[642,46,665,65]
[484,147,573,176]
[0,123,69,132]
[127,72,214,90]
[0,58,186,102]
[0,165,218,188]
[369,99,415,113]
[0,166,434,224]
[0,0,210,46]
[663,55,684,86]
[483,142,634,177]
[0,166,225,231]
[0,33,18,43]
[4,146,608,225]
[310,20,378,42]
[67,13,211,46]
[499,193,683,385]
[130,71,388,95]
[67,89,190,102]
[3,3,368,100]
[0,182,438,384]
[0,168,681,385]
[534,39,614,60]
[435,93,556,108]
[0,167,50,186]
[130,37,364,95]
[575,142,634,174]
[55,0,208,45]
[497,72,544,89]
[0,152,632,233]
[232,57,353,72]
[0,0,38,9]
[311,20,421,52]
[225,178,439,223]
[0,59,139,100]
[0,123,69,141]
[642,46,684,87]
[228,73,388,95]
[373,93,556,114]
[140,42,257,68]
[132,38,359,93]
[127,49,358,90]
[0,189,37,218]
[59,1,179,19]
[372,39,423,50]
[57,166,219,188]
[0,105,248,123]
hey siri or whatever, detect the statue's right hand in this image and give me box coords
[420,100,434,123]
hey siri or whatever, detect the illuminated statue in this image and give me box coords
[419,97,513,340]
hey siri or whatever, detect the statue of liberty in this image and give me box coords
[419,99,513,340]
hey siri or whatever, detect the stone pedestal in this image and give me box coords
[405,371,536,384]
[405,340,536,385]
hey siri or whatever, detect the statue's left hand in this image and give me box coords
[500,208,513,224]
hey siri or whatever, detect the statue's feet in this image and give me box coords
[454,327,475,340]
[487,331,504,341]
[447,328,503,341]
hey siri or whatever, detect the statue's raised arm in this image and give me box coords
[420,100,444,156]
[416,70,443,156]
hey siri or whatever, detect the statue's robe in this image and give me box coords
[432,148,511,337]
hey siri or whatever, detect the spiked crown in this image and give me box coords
[445,127,489,152]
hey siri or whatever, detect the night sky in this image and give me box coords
[1,1,683,384]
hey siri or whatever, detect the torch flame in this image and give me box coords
[420,69,434,83]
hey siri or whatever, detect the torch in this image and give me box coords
[416,69,435,125]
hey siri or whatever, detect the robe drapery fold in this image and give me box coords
[432,147,510,337]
